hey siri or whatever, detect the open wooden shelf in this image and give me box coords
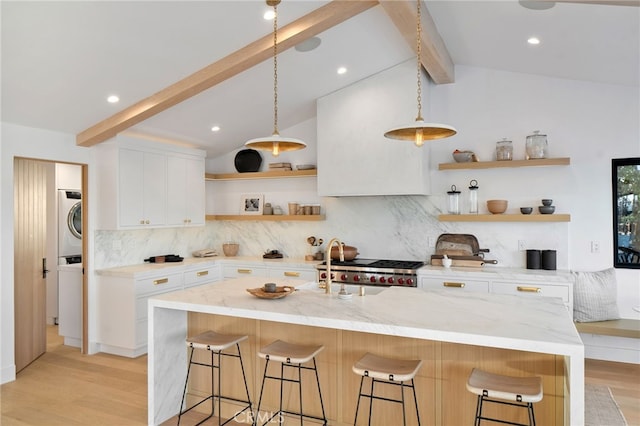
[438,214,571,222]
[438,157,570,171]
[205,169,317,181]
[206,214,325,222]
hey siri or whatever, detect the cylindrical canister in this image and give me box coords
[542,250,557,270]
[447,185,461,215]
[526,249,541,269]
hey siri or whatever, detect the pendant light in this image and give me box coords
[384,0,456,147]
[245,0,306,157]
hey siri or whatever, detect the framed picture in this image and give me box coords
[240,193,264,215]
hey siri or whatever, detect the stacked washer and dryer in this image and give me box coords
[57,189,82,347]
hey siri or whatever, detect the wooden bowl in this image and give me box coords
[487,200,508,214]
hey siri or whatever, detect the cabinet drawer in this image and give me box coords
[184,265,221,287]
[135,272,182,296]
[223,265,267,278]
[491,281,569,302]
[420,277,489,293]
[268,268,317,281]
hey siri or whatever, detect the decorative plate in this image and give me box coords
[246,285,295,299]
[234,149,262,173]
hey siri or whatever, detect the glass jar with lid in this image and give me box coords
[525,130,548,159]
[495,138,513,161]
[447,185,461,215]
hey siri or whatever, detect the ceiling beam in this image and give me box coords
[76,0,379,147]
[379,0,455,85]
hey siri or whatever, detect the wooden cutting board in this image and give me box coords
[430,258,484,267]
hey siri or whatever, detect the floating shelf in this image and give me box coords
[438,214,571,222]
[206,214,325,222]
[438,157,570,171]
[205,169,317,181]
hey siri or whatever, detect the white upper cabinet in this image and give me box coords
[317,60,432,196]
[96,135,206,230]
[166,155,205,226]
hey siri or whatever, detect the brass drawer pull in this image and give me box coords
[196,271,209,277]
[153,278,169,285]
[284,271,300,277]
[517,286,541,293]
[444,282,465,288]
[237,269,252,274]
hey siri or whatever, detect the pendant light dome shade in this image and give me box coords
[245,133,307,157]
[384,0,456,147]
[244,0,306,157]
[385,120,457,147]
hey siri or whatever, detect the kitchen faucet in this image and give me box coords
[324,238,344,294]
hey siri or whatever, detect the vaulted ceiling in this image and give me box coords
[2,1,638,157]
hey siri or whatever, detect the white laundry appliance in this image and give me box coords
[58,189,82,264]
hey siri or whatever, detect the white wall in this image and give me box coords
[0,123,97,384]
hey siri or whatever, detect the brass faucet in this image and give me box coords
[324,238,344,294]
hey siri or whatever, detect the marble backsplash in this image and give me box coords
[94,195,569,270]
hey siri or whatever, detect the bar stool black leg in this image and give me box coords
[410,379,421,426]
[401,380,406,426]
[254,358,270,426]
[312,358,327,425]
[178,347,196,425]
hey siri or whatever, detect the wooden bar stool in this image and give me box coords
[352,352,423,426]
[466,368,543,426]
[254,340,327,426]
[178,330,253,426]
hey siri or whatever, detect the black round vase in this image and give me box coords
[542,250,557,270]
[234,149,262,173]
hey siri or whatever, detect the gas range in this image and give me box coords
[315,259,425,287]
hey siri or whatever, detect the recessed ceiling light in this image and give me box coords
[263,10,275,20]
[519,0,556,10]
[107,95,119,103]
[337,67,347,75]
[528,37,541,45]
[211,125,220,132]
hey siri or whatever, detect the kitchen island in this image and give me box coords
[148,276,583,425]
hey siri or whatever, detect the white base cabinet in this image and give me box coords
[418,268,573,311]
[97,262,220,357]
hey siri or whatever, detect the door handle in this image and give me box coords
[42,258,50,279]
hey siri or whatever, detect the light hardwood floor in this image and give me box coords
[1,326,639,425]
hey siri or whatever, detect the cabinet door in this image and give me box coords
[184,156,205,225]
[118,148,166,227]
[118,148,145,227]
[142,151,167,226]
[167,156,205,226]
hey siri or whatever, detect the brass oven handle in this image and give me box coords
[443,282,465,288]
[284,271,300,277]
[237,269,252,274]
[153,278,169,285]
[196,271,209,277]
[517,286,541,293]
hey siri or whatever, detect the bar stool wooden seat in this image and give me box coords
[255,339,327,426]
[178,330,253,426]
[466,368,543,426]
[352,352,423,426]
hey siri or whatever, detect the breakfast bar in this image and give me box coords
[148,276,584,425]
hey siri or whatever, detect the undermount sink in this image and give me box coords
[296,282,387,296]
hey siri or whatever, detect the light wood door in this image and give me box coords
[13,158,48,372]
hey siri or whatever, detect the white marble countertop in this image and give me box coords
[96,256,322,278]
[149,276,582,355]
